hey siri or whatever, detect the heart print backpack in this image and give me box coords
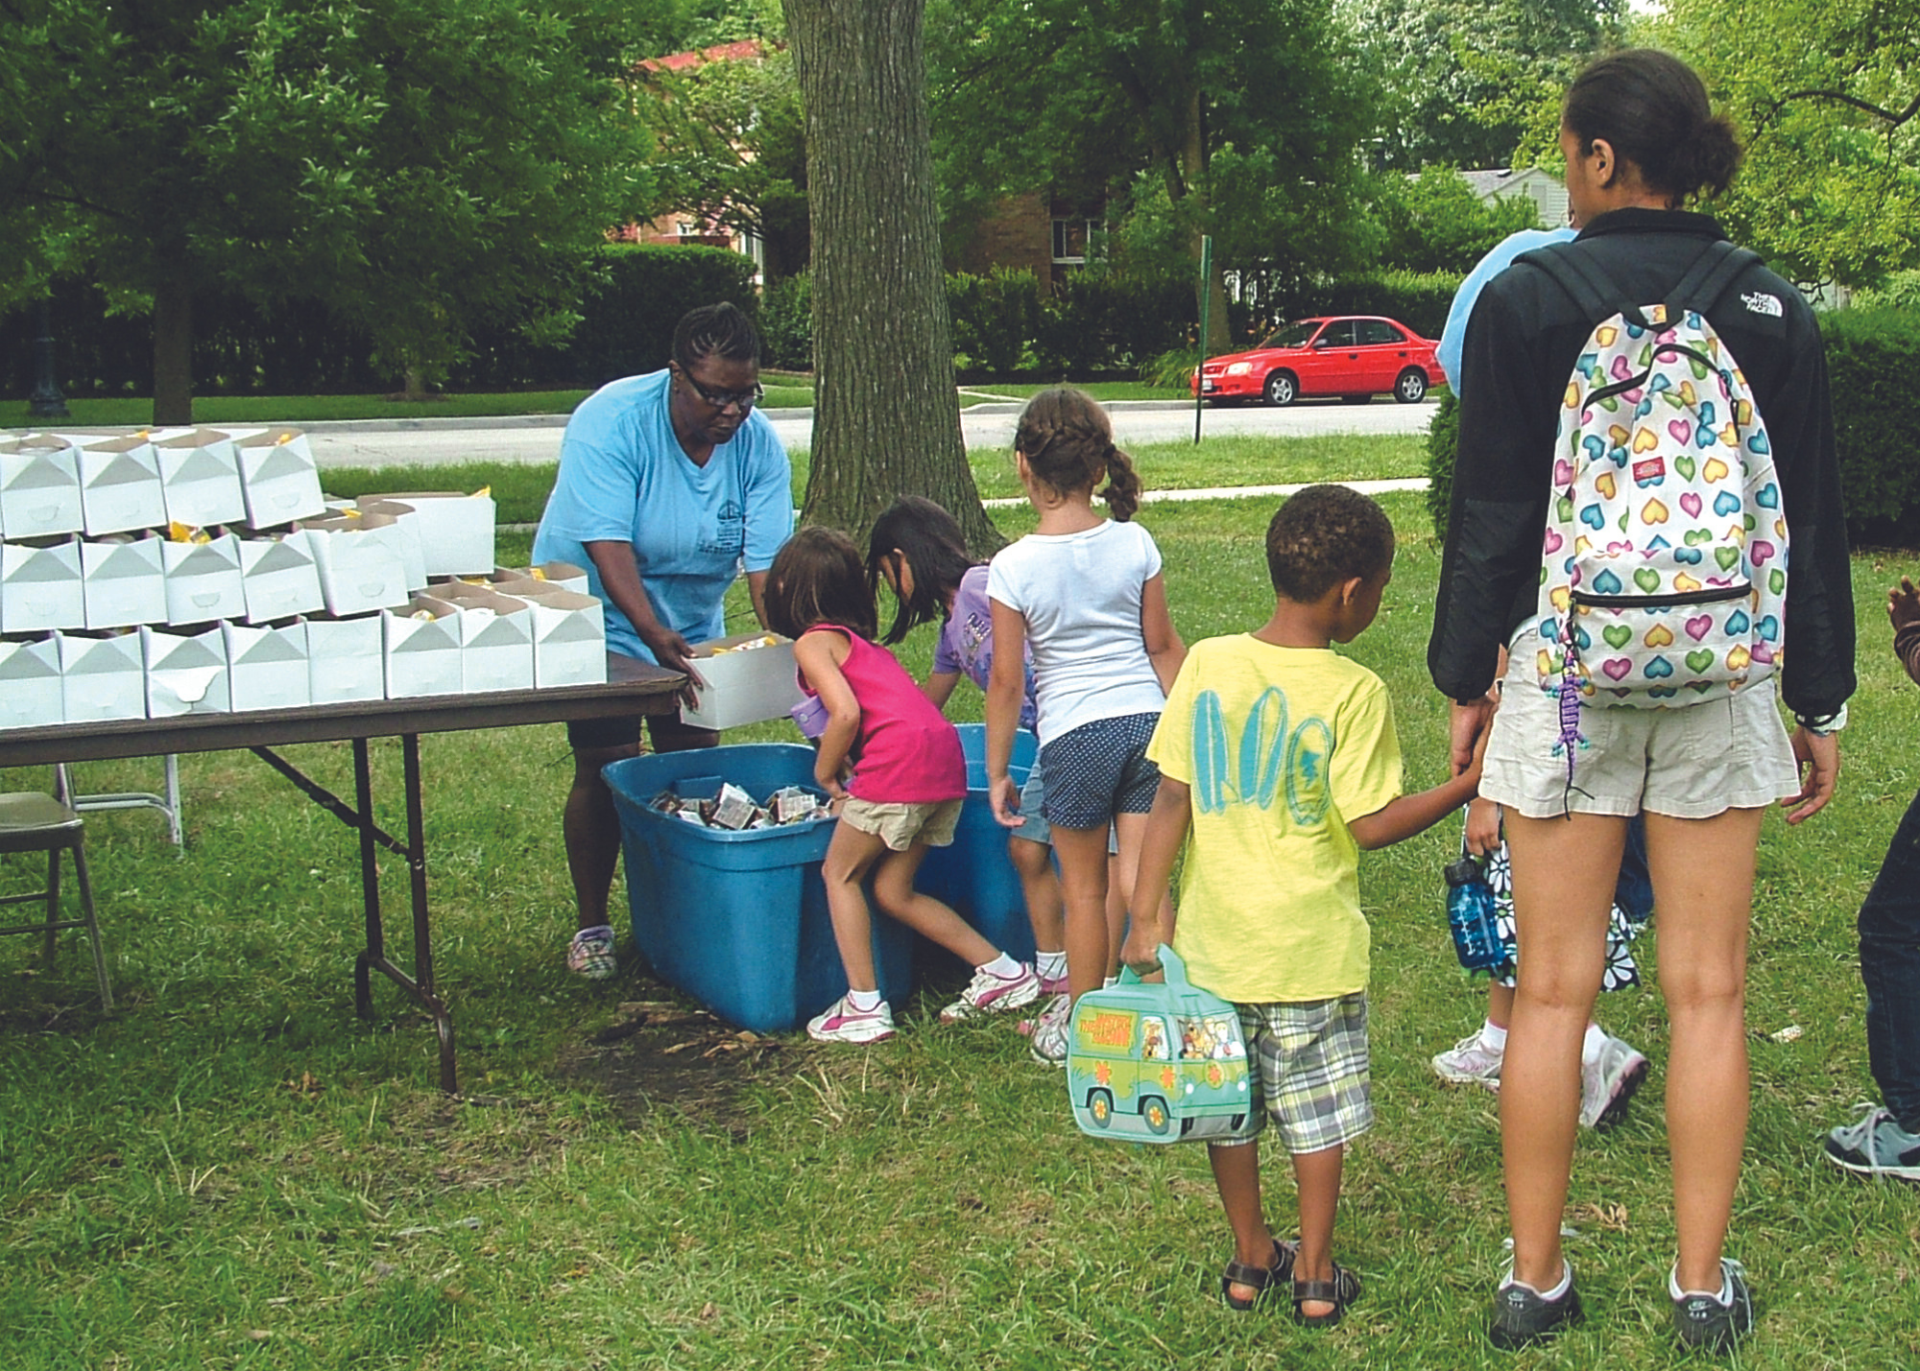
[1515,240,1788,727]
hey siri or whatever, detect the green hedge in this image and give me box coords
[1425,306,1920,550]
[1,243,760,398]
[758,271,813,371]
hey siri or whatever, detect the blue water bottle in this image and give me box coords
[1444,852,1508,975]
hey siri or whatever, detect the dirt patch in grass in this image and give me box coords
[557,989,789,1134]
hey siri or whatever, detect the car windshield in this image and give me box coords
[1258,321,1320,350]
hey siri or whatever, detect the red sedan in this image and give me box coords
[1193,316,1443,406]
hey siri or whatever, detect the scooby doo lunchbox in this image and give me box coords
[1066,944,1253,1144]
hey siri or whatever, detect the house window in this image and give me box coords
[1052,218,1099,264]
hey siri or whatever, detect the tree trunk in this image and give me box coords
[152,245,195,426]
[783,0,999,554]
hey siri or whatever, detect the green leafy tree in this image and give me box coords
[644,41,812,281]
[1,0,674,423]
[929,0,1374,353]
[1340,0,1625,170]
[1367,167,1545,273]
[1656,0,1920,290]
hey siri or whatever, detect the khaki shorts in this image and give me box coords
[839,797,964,852]
[1482,627,1799,821]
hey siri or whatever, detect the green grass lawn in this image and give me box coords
[3,384,816,429]
[2,497,1916,1369]
[319,433,1431,525]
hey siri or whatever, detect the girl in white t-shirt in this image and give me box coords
[985,387,1185,1064]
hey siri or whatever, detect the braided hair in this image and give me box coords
[1011,386,1143,521]
[672,301,761,369]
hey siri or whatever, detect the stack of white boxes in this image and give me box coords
[0,426,606,729]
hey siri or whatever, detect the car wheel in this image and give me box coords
[1394,368,1428,404]
[1263,371,1297,407]
[1087,1089,1113,1127]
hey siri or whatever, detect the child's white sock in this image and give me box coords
[846,987,884,1013]
[1481,1019,1509,1052]
[1035,950,1067,982]
[980,952,1025,980]
[1581,1023,1609,1066]
[1103,975,1119,989]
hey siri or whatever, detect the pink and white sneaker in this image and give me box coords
[939,964,1041,1022]
[806,994,896,1044]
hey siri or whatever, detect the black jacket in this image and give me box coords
[1427,208,1855,720]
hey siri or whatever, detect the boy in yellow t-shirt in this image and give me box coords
[1122,485,1484,1328]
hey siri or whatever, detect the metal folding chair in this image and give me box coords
[56,755,184,847]
[0,769,110,1008]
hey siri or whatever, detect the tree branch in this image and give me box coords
[1770,86,1920,128]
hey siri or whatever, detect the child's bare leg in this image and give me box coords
[821,819,891,990]
[1488,980,1516,1028]
[1209,1140,1276,1302]
[1051,825,1112,998]
[1112,810,1178,954]
[1011,835,1064,954]
[870,841,1000,966]
[1291,1143,1345,1319]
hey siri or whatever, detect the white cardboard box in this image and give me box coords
[235,429,327,529]
[362,491,496,576]
[141,624,231,717]
[419,585,534,693]
[304,513,412,617]
[0,637,64,731]
[0,539,85,633]
[162,533,247,626]
[223,620,311,712]
[677,632,801,731]
[492,561,588,595]
[80,537,168,630]
[77,433,168,536]
[355,499,429,592]
[491,582,607,688]
[305,613,386,704]
[57,631,146,722]
[383,598,464,699]
[0,434,84,539]
[155,428,247,529]
[237,531,326,623]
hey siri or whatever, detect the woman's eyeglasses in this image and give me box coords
[677,366,764,413]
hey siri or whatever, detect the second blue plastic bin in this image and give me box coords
[917,724,1040,963]
[604,745,915,1033]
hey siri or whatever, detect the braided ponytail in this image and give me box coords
[1013,387,1143,518]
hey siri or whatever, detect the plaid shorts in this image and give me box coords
[1214,992,1373,1155]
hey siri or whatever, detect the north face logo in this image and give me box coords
[1742,291,1784,318]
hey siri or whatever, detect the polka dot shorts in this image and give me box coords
[1038,711,1163,830]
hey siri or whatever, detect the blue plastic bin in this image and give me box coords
[917,724,1040,963]
[604,745,914,1033]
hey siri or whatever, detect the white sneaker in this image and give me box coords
[1579,1033,1648,1130]
[806,994,895,1044]
[939,963,1041,1022]
[1433,1031,1503,1089]
[1028,993,1071,1067]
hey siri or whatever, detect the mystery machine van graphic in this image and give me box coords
[1067,945,1252,1143]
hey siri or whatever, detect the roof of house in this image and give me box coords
[639,39,765,74]
[1459,167,1562,198]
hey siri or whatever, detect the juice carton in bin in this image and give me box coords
[1067,944,1253,1144]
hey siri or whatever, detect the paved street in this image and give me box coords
[305,396,1436,470]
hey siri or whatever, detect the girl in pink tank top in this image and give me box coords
[765,528,1041,1044]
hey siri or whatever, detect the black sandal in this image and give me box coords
[1219,1238,1297,1311]
[1292,1262,1363,1328]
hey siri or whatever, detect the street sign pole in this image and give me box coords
[1194,236,1212,445]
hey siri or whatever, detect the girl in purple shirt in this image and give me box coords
[767,527,1040,1043]
[868,498,1068,998]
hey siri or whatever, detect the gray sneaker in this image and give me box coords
[1823,1104,1920,1182]
[1029,993,1070,1067]
[1670,1257,1754,1351]
[1489,1262,1581,1350]
[1578,1033,1648,1131]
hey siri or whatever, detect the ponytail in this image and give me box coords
[1099,444,1142,522]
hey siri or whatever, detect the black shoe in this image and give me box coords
[1490,1265,1582,1350]
[1672,1258,1754,1351]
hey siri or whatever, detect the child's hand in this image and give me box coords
[815,771,848,802]
[1119,920,1163,979]
[989,775,1023,828]
[1465,796,1502,856]
[1890,576,1920,633]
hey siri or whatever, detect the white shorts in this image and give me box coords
[1481,627,1799,821]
